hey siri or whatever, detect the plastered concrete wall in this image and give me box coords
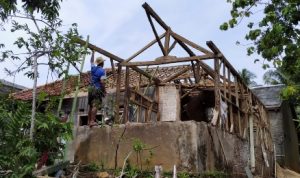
[74,121,274,177]
[158,85,180,121]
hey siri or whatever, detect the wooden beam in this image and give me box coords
[143,3,218,84]
[191,61,199,83]
[168,40,177,54]
[171,32,213,55]
[143,3,169,31]
[74,38,161,84]
[125,32,166,62]
[110,58,116,83]
[146,14,167,56]
[162,66,191,83]
[121,55,216,66]
[213,58,221,126]
[164,28,171,55]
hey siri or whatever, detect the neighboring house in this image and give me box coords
[252,84,300,172]
[0,79,27,94]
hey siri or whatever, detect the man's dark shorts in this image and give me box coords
[88,86,104,107]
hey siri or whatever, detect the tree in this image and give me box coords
[221,0,300,100]
[0,94,72,177]
[0,0,85,140]
[238,68,257,87]
[263,69,287,85]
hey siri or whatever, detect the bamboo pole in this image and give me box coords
[57,62,70,115]
[70,36,89,123]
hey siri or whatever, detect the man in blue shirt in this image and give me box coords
[88,50,106,127]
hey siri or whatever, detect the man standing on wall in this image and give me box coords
[88,50,106,127]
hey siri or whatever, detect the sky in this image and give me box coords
[0,0,267,88]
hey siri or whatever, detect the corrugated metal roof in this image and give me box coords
[251,84,285,109]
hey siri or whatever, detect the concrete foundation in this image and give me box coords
[74,121,274,177]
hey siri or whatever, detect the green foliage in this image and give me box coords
[222,0,300,105]
[202,170,228,178]
[1,19,84,79]
[0,0,63,21]
[133,138,146,152]
[263,69,287,85]
[178,172,190,178]
[0,0,86,80]
[0,95,72,177]
[132,138,155,171]
[238,68,257,86]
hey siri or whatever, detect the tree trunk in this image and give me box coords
[30,55,38,141]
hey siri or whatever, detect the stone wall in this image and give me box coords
[74,121,274,177]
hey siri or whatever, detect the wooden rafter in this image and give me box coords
[125,32,166,62]
[75,38,161,84]
[146,13,167,56]
[121,54,218,67]
[161,66,191,83]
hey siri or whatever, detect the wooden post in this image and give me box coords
[115,64,122,123]
[110,58,116,83]
[213,58,220,126]
[249,114,255,172]
[124,67,130,123]
[156,85,160,121]
[164,28,170,55]
[228,71,234,133]
[234,76,242,136]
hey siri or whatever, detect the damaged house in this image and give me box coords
[14,3,278,177]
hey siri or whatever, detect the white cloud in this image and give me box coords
[0,0,266,88]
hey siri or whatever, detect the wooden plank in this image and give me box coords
[129,99,158,112]
[234,76,242,136]
[156,86,160,121]
[74,38,161,84]
[147,103,153,122]
[171,32,214,55]
[191,61,199,83]
[222,62,229,131]
[146,13,166,56]
[164,28,170,55]
[162,66,190,83]
[228,70,234,133]
[143,3,169,31]
[121,54,216,66]
[132,89,154,103]
[126,32,166,62]
[110,58,116,83]
[206,41,266,110]
[213,58,220,126]
[168,40,177,54]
